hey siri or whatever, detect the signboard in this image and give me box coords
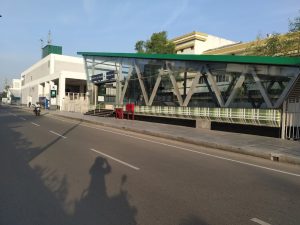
[106,71,115,80]
[50,90,57,97]
[91,71,116,84]
[98,96,105,102]
[91,73,104,83]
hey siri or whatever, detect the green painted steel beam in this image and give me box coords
[78,52,300,67]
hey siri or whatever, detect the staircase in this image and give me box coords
[288,76,300,100]
[84,109,114,117]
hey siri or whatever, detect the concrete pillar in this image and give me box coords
[94,85,98,106]
[59,76,66,110]
[45,82,50,99]
[281,100,287,139]
[196,119,211,129]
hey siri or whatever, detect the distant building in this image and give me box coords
[171,31,236,54]
[7,79,21,104]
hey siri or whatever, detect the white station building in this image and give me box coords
[20,45,87,110]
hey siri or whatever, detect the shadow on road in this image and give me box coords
[72,157,137,225]
[0,105,137,225]
[179,215,209,225]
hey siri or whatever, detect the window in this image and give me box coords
[199,76,205,84]
[216,74,229,83]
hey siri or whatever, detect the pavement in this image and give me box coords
[12,105,300,165]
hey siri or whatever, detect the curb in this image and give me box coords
[46,112,300,166]
[8,105,300,166]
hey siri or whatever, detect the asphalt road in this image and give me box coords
[1,105,300,225]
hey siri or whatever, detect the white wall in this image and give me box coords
[195,35,236,54]
[20,54,86,108]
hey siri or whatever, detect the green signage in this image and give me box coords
[51,90,57,98]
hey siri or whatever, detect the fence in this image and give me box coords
[131,106,281,127]
[61,92,89,113]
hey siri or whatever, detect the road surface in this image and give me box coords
[1,105,300,225]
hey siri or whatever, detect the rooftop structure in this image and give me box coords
[171,31,236,54]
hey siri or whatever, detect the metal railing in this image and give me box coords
[132,106,281,127]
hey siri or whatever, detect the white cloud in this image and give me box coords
[161,0,189,30]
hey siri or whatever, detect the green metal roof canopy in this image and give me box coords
[77,52,300,66]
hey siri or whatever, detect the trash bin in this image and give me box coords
[126,103,135,120]
[115,108,124,119]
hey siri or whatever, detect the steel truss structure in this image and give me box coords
[78,52,300,138]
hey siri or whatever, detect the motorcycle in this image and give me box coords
[33,106,41,116]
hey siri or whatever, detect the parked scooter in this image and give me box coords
[33,103,41,116]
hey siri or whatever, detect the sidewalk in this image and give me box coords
[14,105,300,165]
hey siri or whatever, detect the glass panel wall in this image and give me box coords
[84,55,299,109]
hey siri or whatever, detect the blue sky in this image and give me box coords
[0,0,299,91]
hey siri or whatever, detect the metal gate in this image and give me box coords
[285,97,300,140]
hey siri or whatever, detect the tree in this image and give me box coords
[1,78,10,98]
[135,41,146,53]
[245,33,283,56]
[289,11,300,55]
[289,11,300,32]
[134,31,175,54]
[263,33,282,55]
[244,11,300,56]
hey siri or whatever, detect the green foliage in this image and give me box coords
[264,33,282,55]
[244,12,300,56]
[135,41,146,53]
[1,78,10,98]
[245,33,282,56]
[289,11,300,32]
[134,31,175,54]
[245,32,300,56]
[1,91,7,98]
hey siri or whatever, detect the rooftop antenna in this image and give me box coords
[40,38,44,58]
[47,30,52,45]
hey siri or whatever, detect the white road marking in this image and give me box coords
[49,130,67,139]
[31,122,40,127]
[251,218,272,225]
[49,116,300,178]
[20,117,26,121]
[90,148,140,171]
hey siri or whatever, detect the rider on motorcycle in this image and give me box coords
[34,102,41,116]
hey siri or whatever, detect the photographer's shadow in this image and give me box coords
[72,156,137,225]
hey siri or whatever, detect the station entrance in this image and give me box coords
[79,52,300,140]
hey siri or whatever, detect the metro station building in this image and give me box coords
[78,52,300,140]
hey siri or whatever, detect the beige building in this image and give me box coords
[171,31,236,54]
